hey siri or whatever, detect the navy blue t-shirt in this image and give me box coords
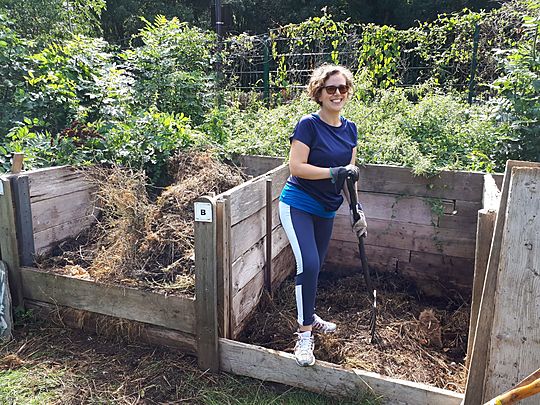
[286,113,358,212]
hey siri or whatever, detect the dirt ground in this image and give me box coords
[35,150,246,296]
[0,316,378,404]
[239,271,469,393]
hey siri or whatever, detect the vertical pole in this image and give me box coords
[11,176,35,267]
[265,178,272,294]
[0,177,24,310]
[263,35,270,106]
[214,0,223,107]
[216,196,232,339]
[468,22,480,105]
[194,196,219,372]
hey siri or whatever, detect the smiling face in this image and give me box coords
[317,72,350,114]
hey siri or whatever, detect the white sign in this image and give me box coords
[194,202,213,222]
[0,182,3,195]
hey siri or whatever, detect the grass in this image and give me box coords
[0,318,381,404]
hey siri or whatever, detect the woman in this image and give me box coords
[279,64,367,367]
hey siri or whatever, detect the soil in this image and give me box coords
[239,271,469,393]
[34,150,247,296]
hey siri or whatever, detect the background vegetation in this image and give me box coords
[0,0,538,182]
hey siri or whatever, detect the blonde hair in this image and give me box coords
[307,64,354,105]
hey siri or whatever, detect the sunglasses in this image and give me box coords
[323,84,350,95]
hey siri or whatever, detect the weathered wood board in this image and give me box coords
[27,300,197,354]
[482,167,540,403]
[20,267,196,334]
[220,338,464,405]
[464,161,540,405]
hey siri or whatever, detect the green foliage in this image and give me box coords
[0,0,105,44]
[124,16,216,126]
[358,25,404,88]
[491,3,540,164]
[221,84,505,174]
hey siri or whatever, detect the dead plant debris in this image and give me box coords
[35,150,246,296]
[239,272,469,393]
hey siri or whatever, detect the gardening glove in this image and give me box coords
[350,202,368,237]
[329,164,359,192]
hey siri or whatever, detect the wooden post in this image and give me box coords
[464,161,540,404]
[194,196,219,372]
[216,196,232,339]
[265,178,272,293]
[0,261,13,341]
[11,176,35,266]
[482,167,540,402]
[466,208,496,368]
[0,177,24,309]
[10,153,24,174]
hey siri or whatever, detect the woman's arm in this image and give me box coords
[289,140,333,180]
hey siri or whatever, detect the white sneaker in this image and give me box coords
[312,314,337,334]
[294,332,315,367]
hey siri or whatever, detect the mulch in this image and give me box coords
[239,271,469,393]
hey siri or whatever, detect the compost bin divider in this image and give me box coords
[0,176,23,308]
[464,160,540,405]
[216,195,232,339]
[265,177,272,294]
[466,174,500,369]
[11,175,35,267]
[194,195,219,372]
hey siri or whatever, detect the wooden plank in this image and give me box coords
[0,177,23,308]
[483,173,501,210]
[231,198,280,262]
[27,166,91,203]
[222,164,289,226]
[231,244,294,338]
[399,252,474,293]
[27,300,197,355]
[336,192,453,225]
[0,261,13,341]
[466,208,496,369]
[20,266,196,333]
[194,196,219,371]
[33,215,96,255]
[231,225,289,296]
[358,164,485,201]
[216,197,232,339]
[234,155,284,177]
[31,187,96,234]
[483,167,540,403]
[265,178,272,293]
[11,176,35,267]
[332,216,476,259]
[464,160,540,405]
[219,338,463,405]
[324,239,410,273]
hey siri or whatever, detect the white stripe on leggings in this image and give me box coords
[279,201,305,325]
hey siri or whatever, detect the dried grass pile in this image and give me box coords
[239,272,469,392]
[36,150,246,295]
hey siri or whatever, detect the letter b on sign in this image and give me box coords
[194,202,213,222]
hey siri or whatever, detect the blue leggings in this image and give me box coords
[279,201,334,326]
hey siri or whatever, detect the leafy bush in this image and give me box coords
[490,7,540,165]
[220,85,506,174]
[124,16,216,125]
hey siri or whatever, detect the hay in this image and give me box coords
[239,272,469,393]
[36,150,246,295]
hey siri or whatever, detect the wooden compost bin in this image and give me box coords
[218,159,503,405]
[0,158,281,371]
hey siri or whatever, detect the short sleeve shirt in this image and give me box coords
[287,113,358,212]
